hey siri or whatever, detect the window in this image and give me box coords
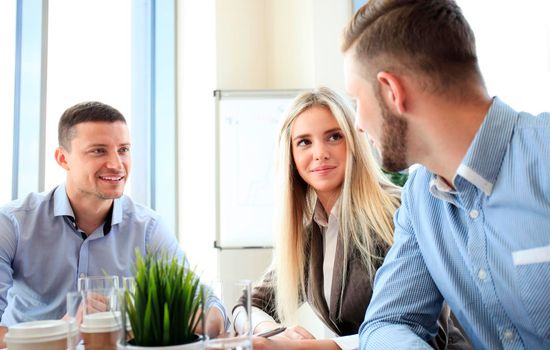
[45,0,132,191]
[0,1,16,204]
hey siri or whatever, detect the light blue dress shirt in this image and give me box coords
[359,98,550,349]
[0,184,227,328]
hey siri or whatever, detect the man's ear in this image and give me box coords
[55,147,70,170]
[376,71,407,115]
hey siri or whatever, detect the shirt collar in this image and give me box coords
[53,184,75,218]
[313,197,340,228]
[429,176,457,203]
[430,97,518,198]
[53,183,123,234]
[457,97,518,196]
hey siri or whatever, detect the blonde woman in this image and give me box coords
[233,87,468,350]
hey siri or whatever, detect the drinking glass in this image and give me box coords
[77,275,120,291]
[205,280,252,350]
[122,276,135,294]
[66,291,85,350]
[120,276,135,344]
[80,288,122,350]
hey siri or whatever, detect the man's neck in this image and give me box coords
[412,95,492,184]
[67,192,113,236]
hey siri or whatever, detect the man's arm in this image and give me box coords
[359,185,444,349]
[0,212,17,348]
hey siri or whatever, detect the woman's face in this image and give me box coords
[291,106,347,202]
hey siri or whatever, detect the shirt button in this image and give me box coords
[79,273,86,278]
[469,209,479,219]
[503,329,514,341]
[478,268,487,281]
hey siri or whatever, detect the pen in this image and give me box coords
[257,326,287,338]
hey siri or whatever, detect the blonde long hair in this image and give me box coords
[273,87,400,324]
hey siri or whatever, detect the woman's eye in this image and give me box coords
[296,139,311,147]
[328,132,343,142]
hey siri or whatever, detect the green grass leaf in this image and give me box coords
[124,250,203,346]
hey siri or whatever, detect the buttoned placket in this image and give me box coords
[62,216,88,283]
[78,237,90,282]
[67,217,99,284]
[461,185,523,349]
[78,227,110,280]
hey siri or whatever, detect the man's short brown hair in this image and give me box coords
[342,0,483,95]
[58,101,126,150]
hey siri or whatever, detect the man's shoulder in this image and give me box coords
[0,188,55,217]
[515,109,550,133]
[118,195,161,221]
[402,166,432,198]
[506,109,550,166]
[398,166,445,218]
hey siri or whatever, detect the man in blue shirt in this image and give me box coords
[342,0,550,349]
[0,101,227,345]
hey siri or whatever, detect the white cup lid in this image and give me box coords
[5,320,74,343]
[80,311,122,333]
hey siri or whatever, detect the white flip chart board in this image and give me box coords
[214,90,302,249]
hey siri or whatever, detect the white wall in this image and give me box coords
[264,0,315,89]
[214,0,349,91]
[215,0,268,89]
[311,0,352,96]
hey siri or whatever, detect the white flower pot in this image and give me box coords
[117,339,204,350]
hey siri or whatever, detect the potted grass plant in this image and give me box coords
[118,251,204,349]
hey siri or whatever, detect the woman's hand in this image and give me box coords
[271,325,316,340]
[251,325,325,350]
[254,322,316,340]
[253,337,341,350]
[253,336,295,350]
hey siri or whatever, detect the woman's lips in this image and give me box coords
[311,165,336,175]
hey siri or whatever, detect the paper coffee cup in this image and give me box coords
[81,311,121,350]
[5,319,77,350]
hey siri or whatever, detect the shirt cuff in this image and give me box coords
[233,306,277,334]
[331,334,358,350]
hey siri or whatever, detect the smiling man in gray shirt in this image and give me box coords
[0,101,227,346]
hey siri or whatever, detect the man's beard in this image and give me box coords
[376,91,409,172]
